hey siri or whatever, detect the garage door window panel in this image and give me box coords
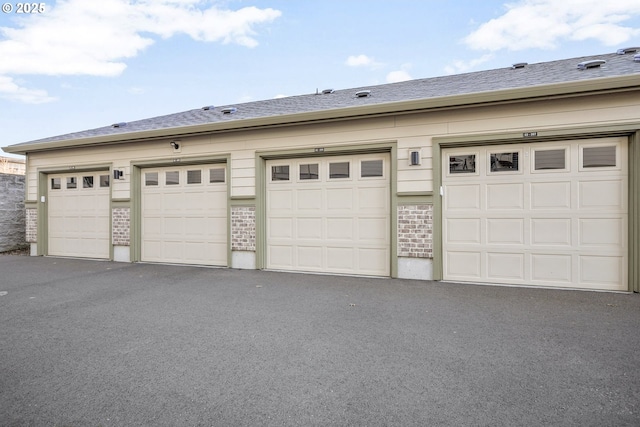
[209,168,225,183]
[51,177,61,190]
[448,154,477,175]
[83,176,94,188]
[187,169,202,185]
[361,160,384,178]
[299,163,319,180]
[489,151,520,173]
[66,177,77,189]
[581,145,618,170]
[271,165,290,182]
[145,172,158,186]
[166,171,179,185]
[533,148,568,172]
[329,162,350,179]
[100,175,110,188]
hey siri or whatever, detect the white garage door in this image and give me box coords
[266,153,390,276]
[141,164,227,266]
[48,172,111,259]
[442,137,628,291]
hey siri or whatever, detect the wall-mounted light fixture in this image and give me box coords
[409,149,421,166]
[170,141,180,150]
[113,169,124,180]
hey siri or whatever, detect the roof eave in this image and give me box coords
[4,74,639,155]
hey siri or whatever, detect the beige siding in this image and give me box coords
[25,91,640,201]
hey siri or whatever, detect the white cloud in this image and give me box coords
[346,54,383,68]
[444,54,494,75]
[0,76,56,104]
[464,0,640,51]
[0,0,281,103]
[386,63,413,83]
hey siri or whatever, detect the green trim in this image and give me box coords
[6,75,640,155]
[37,172,47,256]
[131,155,231,266]
[112,199,131,209]
[230,198,256,207]
[397,193,434,204]
[255,142,398,277]
[24,200,38,208]
[630,132,639,292]
[433,125,640,290]
[230,195,256,201]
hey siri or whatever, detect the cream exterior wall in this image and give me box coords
[24,92,640,202]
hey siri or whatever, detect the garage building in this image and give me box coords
[4,50,640,292]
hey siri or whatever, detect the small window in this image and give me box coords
[583,146,616,168]
[361,160,383,177]
[490,152,519,172]
[66,177,77,189]
[187,170,202,184]
[299,164,319,180]
[100,175,110,188]
[209,168,225,183]
[272,165,290,181]
[166,171,179,185]
[329,162,350,179]
[145,172,158,186]
[51,177,61,190]
[535,149,565,170]
[83,176,94,188]
[449,155,476,174]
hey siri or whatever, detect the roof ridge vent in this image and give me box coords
[221,107,237,115]
[202,105,215,111]
[577,59,606,70]
[616,47,640,55]
[322,88,334,94]
[511,62,528,69]
[111,122,127,128]
[355,90,371,98]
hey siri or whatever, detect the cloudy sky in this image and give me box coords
[2,0,640,155]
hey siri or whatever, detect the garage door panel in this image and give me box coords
[141,164,227,266]
[487,219,524,245]
[531,254,573,283]
[487,183,524,210]
[298,246,323,269]
[358,218,388,241]
[326,218,354,240]
[297,189,323,210]
[446,219,481,244]
[487,253,524,281]
[531,182,571,209]
[443,138,627,291]
[580,256,624,288]
[297,218,322,239]
[358,248,388,274]
[446,185,480,210]
[531,218,572,246]
[267,154,390,276]
[48,172,110,259]
[446,251,481,279]
[579,180,624,209]
[579,218,624,247]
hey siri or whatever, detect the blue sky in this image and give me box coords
[2,0,640,156]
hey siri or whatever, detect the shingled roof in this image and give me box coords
[5,49,640,152]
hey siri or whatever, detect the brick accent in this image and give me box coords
[397,204,433,258]
[112,207,130,246]
[25,208,37,243]
[231,206,256,251]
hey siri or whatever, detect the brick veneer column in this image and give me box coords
[231,206,256,251]
[397,204,433,258]
[25,208,37,243]
[112,207,130,246]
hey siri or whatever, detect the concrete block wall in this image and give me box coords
[0,173,26,251]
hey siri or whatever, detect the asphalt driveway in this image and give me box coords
[1,256,639,426]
